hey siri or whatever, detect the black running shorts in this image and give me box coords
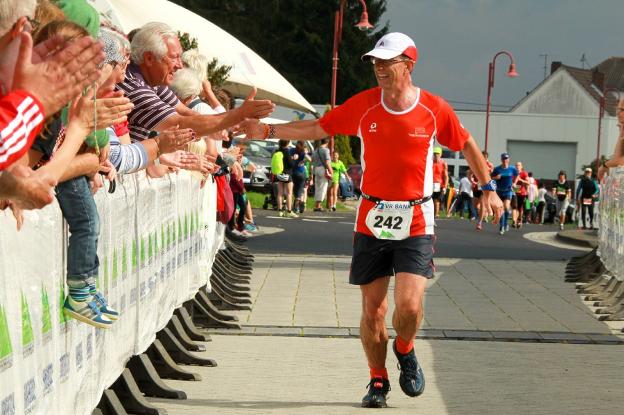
[432,191,443,201]
[349,233,435,285]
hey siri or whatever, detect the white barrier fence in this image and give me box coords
[598,167,624,281]
[0,171,219,415]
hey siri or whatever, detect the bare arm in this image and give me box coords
[59,153,100,182]
[461,136,492,186]
[240,119,327,141]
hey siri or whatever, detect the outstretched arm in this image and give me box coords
[240,119,327,141]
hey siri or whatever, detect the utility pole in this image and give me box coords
[539,53,548,79]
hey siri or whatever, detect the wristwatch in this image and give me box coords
[480,179,497,192]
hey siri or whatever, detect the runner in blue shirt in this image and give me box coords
[491,153,519,234]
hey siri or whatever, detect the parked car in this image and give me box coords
[243,141,273,191]
[347,164,362,195]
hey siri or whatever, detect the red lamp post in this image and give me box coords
[329,0,373,153]
[484,50,518,153]
[596,87,620,166]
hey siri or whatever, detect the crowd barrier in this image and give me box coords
[0,171,220,415]
[598,167,624,282]
[563,167,624,329]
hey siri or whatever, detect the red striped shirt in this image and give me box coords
[0,90,45,170]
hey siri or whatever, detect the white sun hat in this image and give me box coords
[362,32,418,63]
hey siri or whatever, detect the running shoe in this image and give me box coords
[244,223,258,232]
[560,223,564,230]
[63,296,113,329]
[361,378,390,408]
[331,206,337,212]
[93,292,119,321]
[499,228,505,235]
[286,211,299,218]
[505,224,510,232]
[239,229,253,237]
[476,222,483,231]
[278,211,285,217]
[393,340,425,397]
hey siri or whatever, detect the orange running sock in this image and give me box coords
[395,336,414,355]
[369,366,389,380]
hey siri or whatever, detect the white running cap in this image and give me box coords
[362,32,418,62]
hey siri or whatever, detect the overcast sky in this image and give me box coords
[381,0,622,111]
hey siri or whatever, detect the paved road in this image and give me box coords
[247,209,582,260]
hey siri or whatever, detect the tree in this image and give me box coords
[177,31,232,89]
[170,0,389,104]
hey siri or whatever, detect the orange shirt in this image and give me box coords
[320,87,469,236]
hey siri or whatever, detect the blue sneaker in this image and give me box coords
[393,339,425,397]
[244,223,258,232]
[63,296,113,329]
[93,292,119,320]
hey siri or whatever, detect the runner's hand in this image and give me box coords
[482,190,503,224]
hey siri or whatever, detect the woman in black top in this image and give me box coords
[275,140,298,217]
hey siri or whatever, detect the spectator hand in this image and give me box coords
[99,159,116,182]
[158,126,196,153]
[239,87,275,119]
[13,32,104,116]
[89,172,104,194]
[159,150,199,170]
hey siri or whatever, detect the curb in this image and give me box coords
[556,230,599,248]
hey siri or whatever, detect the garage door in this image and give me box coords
[507,140,577,180]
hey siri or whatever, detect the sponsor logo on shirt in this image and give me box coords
[408,126,429,138]
[369,122,377,133]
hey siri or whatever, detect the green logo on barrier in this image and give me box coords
[178,217,183,242]
[41,285,52,335]
[161,224,165,251]
[103,255,109,290]
[21,292,34,347]
[58,280,67,325]
[122,241,128,277]
[184,213,189,238]
[0,303,12,359]
[140,236,146,265]
[112,248,119,282]
[148,233,153,259]
[132,239,138,269]
[153,230,158,255]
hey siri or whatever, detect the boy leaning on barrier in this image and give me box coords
[599,98,624,181]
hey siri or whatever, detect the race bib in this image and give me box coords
[365,200,414,240]
[433,183,441,192]
[583,198,593,205]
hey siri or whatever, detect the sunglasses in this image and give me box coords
[370,57,411,67]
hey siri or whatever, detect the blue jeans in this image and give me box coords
[339,177,354,199]
[55,176,100,281]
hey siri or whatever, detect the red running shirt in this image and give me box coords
[320,87,469,236]
[432,160,447,185]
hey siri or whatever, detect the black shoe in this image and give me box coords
[361,378,390,408]
[393,340,425,397]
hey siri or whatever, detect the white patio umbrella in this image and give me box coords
[90,0,316,113]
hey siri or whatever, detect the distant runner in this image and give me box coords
[491,153,518,235]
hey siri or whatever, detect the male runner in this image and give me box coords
[432,147,448,217]
[241,32,503,408]
[491,153,518,235]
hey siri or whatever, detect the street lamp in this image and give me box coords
[329,0,373,153]
[596,87,621,166]
[484,50,518,153]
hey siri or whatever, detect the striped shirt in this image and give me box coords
[116,64,180,142]
[0,90,45,170]
[107,128,148,174]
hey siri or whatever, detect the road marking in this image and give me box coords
[266,216,292,220]
[302,219,328,223]
[338,221,354,225]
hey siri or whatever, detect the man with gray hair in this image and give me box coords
[0,0,104,208]
[118,21,274,143]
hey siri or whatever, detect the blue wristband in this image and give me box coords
[480,180,497,192]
